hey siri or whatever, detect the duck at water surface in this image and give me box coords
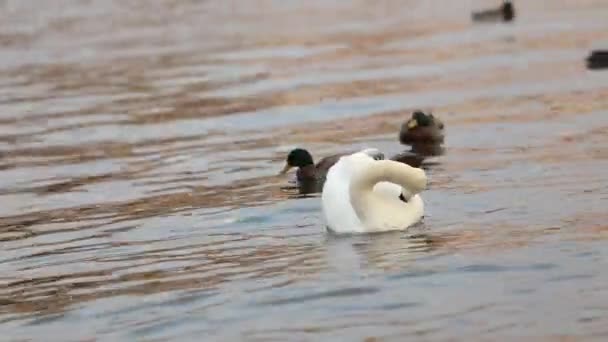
[321,149,427,234]
[471,1,515,23]
[279,148,345,183]
[399,110,445,145]
[586,50,608,70]
[279,148,387,194]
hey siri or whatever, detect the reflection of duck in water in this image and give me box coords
[586,50,608,70]
[471,1,515,23]
[321,150,427,234]
[399,111,445,145]
[280,147,425,195]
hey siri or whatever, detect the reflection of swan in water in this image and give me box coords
[321,149,427,234]
[324,230,439,273]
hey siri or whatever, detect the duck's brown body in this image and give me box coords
[587,50,608,70]
[399,126,445,144]
[472,1,515,23]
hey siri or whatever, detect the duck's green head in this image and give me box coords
[280,148,314,174]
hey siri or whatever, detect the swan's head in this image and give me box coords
[402,165,428,193]
[280,148,314,174]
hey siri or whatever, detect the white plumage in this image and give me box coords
[321,149,427,234]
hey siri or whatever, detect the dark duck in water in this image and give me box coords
[472,1,515,23]
[279,148,341,183]
[586,50,608,70]
[399,110,445,145]
[279,148,347,195]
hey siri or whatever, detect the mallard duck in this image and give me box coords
[321,149,427,234]
[279,148,343,183]
[472,1,515,23]
[280,148,385,195]
[399,111,445,145]
[586,50,608,70]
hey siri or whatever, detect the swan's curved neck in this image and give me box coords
[348,160,426,231]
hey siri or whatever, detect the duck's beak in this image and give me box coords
[407,119,418,129]
[279,163,292,175]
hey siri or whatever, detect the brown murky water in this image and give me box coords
[2,0,608,340]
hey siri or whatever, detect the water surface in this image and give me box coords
[2,0,608,341]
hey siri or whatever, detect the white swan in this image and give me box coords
[321,149,427,234]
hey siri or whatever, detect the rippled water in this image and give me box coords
[2,0,608,340]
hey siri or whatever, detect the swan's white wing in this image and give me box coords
[321,151,374,234]
[322,150,402,233]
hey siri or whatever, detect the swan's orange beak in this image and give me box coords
[279,163,292,175]
[407,119,418,129]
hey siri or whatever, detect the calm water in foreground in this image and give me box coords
[1,1,608,341]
